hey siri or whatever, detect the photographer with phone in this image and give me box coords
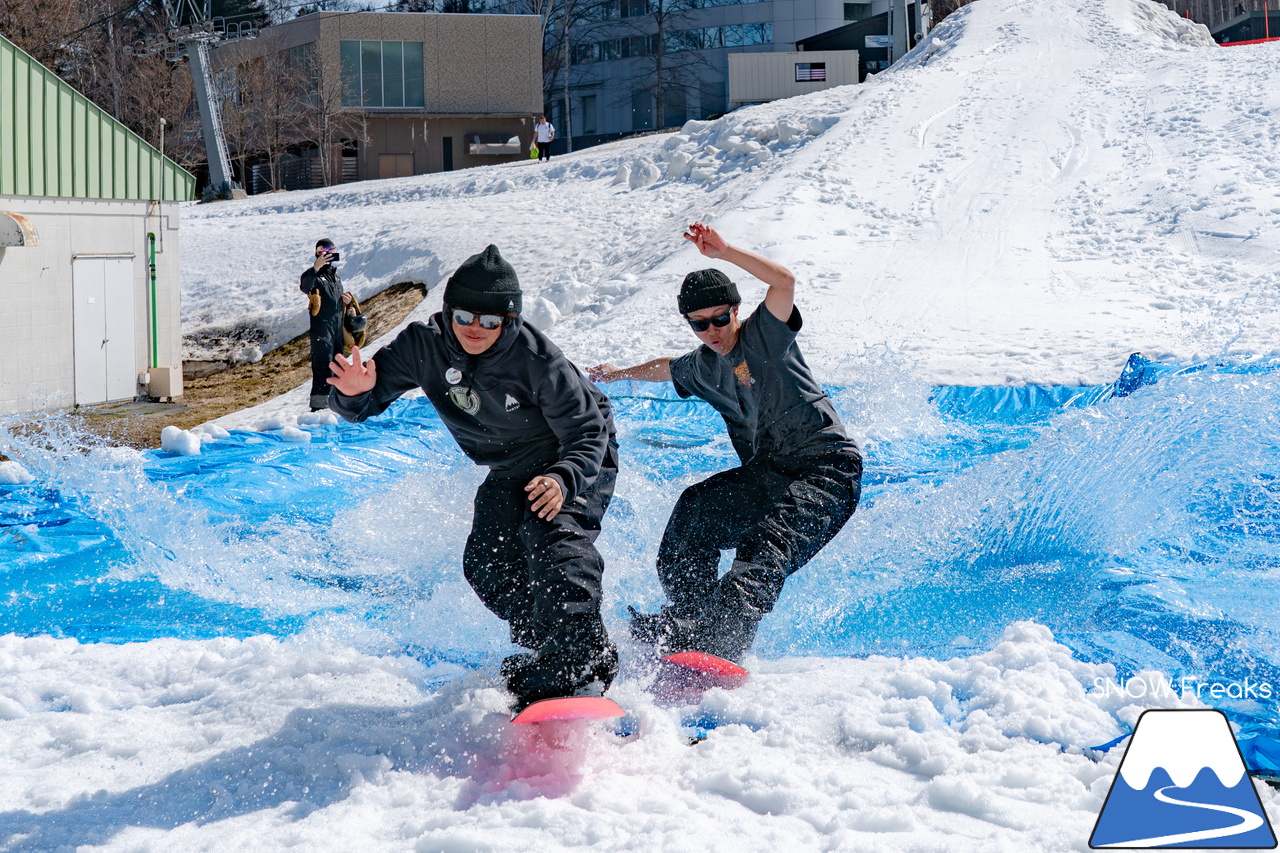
[300,238,344,411]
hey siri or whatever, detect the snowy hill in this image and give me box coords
[184,0,1280,387]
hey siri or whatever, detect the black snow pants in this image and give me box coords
[656,449,862,661]
[308,317,342,407]
[463,445,619,705]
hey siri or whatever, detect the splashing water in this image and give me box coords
[1,359,1278,731]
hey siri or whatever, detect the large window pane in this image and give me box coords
[340,40,361,106]
[383,40,404,107]
[404,42,424,106]
[361,41,383,107]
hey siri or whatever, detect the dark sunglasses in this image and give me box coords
[686,312,733,332]
[452,308,505,330]
[316,246,336,254]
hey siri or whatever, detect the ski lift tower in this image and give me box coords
[126,0,257,199]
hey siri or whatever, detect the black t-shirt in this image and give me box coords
[669,302,856,464]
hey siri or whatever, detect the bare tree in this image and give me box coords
[0,0,79,69]
[927,0,973,26]
[295,48,363,186]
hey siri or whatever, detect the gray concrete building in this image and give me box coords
[1,32,193,416]
[209,12,543,190]
[541,0,896,146]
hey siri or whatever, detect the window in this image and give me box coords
[795,62,826,82]
[588,22,770,62]
[844,2,871,20]
[340,41,425,108]
[580,94,597,134]
[632,89,653,131]
[621,0,649,16]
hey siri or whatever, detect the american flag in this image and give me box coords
[795,63,827,82]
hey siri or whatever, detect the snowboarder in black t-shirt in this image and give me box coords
[589,223,863,663]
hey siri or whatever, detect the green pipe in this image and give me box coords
[148,232,158,368]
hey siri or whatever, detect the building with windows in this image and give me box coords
[1,31,194,415]
[548,0,901,146]
[208,12,542,191]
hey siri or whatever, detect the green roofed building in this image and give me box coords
[1,31,195,415]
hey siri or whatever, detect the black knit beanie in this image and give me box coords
[678,268,740,315]
[443,245,522,315]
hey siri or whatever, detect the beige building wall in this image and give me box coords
[214,12,544,181]
[728,50,859,107]
[0,197,182,415]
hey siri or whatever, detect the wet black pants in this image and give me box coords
[308,324,342,404]
[463,452,618,702]
[656,451,862,659]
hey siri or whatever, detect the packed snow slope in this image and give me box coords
[183,0,1280,386]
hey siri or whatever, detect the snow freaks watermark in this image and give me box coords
[1091,674,1274,702]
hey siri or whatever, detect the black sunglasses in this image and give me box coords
[452,308,505,330]
[686,312,733,333]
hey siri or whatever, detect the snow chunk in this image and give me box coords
[193,423,231,440]
[628,158,661,189]
[159,426,202,456]
[298,410,340,426]
[524,296,562,330]
[279,425,312,443]
[0,461,35,485]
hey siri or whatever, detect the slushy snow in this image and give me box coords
[4,0,1280,849]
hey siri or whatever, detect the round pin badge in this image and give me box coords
[445,368,462,385]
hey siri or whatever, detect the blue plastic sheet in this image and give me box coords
[2,354,1280,765]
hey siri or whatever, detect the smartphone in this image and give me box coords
[327,252,340,262]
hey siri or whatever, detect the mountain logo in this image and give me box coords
[504,394,520,412]
[1090,709,1277,849]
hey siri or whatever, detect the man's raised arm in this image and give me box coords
[685,222,796,322]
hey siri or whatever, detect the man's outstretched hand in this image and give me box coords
[684,222,728,258]
[328,345,376,396]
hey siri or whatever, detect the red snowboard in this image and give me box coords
[651,651,749,704]
[510,696,627,724]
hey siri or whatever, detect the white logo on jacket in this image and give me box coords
[504,394,520,412]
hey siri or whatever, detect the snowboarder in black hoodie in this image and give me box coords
[328,245,619,709]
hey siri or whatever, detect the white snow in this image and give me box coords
[0,461,34,485]
[159,425,202,456]
[5,0,1280,848]
[179,0,1280,390]
[0,623,1249,853]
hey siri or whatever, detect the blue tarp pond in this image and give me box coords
[2,353,1279,764]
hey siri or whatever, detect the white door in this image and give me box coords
[73,257,136,405]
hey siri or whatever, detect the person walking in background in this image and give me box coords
[534,116,556,162]
[327,245,620,710]
[589,223,863,663]
[300,238,344,412]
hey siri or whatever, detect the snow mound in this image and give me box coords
[160,426,202,456]
[0,461,34,484]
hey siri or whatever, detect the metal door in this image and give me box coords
[73,257,136,405]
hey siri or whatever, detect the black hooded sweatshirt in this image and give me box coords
[329,313,614,503]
